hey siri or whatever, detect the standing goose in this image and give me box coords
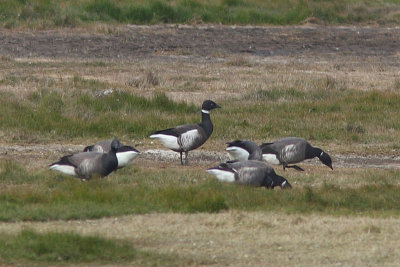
[260,137,333,171]
[83,140,140,169]
[207,160,291,189]
[50,139,120,180]
[150,100,221,165]
[226,140,263,161]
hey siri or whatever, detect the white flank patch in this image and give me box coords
[282,181,287,187]
[226,146,250,161]
[116,151,140,168]
[92,145,105,153]
[207,169,235,183]
[49,164,76,176]
[180,129,200,150]
[262,154,281,165]
[149,134,180,150]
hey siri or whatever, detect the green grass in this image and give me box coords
[1,160,400,222]
[1,0,400,28]
[3,80,400,147]
[0,229,186,265]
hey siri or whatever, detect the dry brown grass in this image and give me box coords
[2,211,400,266]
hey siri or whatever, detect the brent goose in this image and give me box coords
[83,140,140,168]
[226,140,263,161]
[260,137,333,171]
[207,160,291,189]
[150,100,221,165]
[50,139,120,180]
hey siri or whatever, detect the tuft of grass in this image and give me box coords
[0,90,197,140]
[0,229,136,263]
[0,229,186,265]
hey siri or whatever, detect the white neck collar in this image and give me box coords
[202,109,210,114]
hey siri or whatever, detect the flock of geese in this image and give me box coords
[50,100,333,188]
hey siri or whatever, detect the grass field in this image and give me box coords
[1,3,400,264]
[2,0,400,28]
[1,50,400,264]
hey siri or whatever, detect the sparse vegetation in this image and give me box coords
[1,0,400,28]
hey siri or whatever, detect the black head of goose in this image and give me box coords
[260,137,333,171]
[83,139,140,169]
[149,100,221,165]
[226,140,263,161]
[50,138,120,180]
[207,160,291,189]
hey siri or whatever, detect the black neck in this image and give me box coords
[200,111,213,136]
[305,145,323,160]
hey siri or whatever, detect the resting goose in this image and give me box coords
[207,160,291,189]
[260,137,333,171]
[226,140,263,161]
[83,140,140,169]
[50,139,120,180]
[150,100,221,165]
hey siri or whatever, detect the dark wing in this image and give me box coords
[151,123,199,137]
[117,145,140,153]
[51,154,76,167]
[260,142,279,155]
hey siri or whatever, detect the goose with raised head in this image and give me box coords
[207,160,291,189]
[83,140,140,169]
[226,140,263,161]
[260,137,333,171]
[150,100,221,165]
[50,139,120,180]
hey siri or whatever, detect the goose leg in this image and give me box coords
[180,152,183,165]
[184,151,189,165]
[286,165,305,171]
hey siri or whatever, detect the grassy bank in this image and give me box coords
[1,160,400,221]
[1,0,400,28]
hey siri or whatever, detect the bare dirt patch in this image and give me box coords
[1,25,400,61]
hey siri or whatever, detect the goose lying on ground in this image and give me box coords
[226,140,263,161]
[150,100,221,165]
[50,139,120,180]
[83,140,140,169]
[260,137,333,171]
[207,160,291,189]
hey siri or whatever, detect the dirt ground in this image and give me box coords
[1,25,400,61]
[2,25,400,266]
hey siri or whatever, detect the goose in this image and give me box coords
[149,100,221,165]
[207,160,291,189]
[226,140,263,161]
[50,139,120,180]
[260,137,333,171]
[83,140,140,169]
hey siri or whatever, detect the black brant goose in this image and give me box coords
[226,140,263,161]
[260,137,333,171]
[207,160,291,189]
[50,139,120,180]
[150,100,221,165]
[83,140,140,169]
